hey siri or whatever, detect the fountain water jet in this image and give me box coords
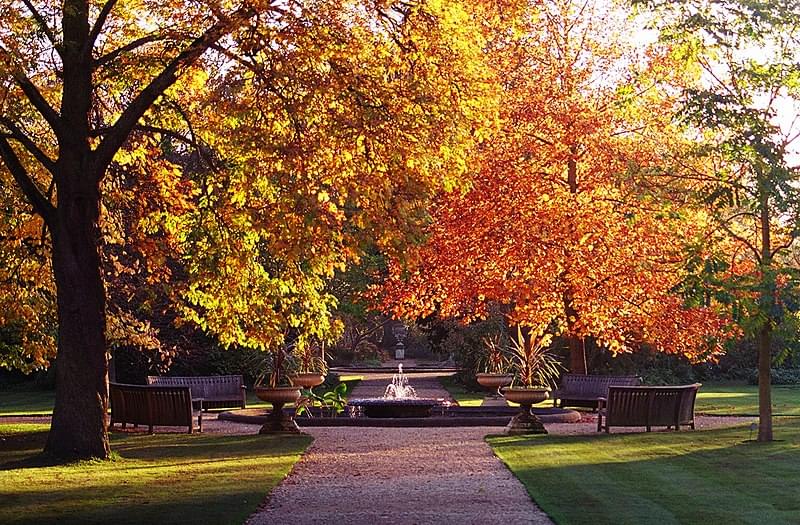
[348,365,440,418]
[384,364,417,399]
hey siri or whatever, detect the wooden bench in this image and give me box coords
[552,374,641,409]
[146,375,246,410]
[110,383,202,434]
[596,383,702,433]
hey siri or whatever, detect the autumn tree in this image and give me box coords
[0,0,499,459]
[382,0,730,369]
[635,0,800,441]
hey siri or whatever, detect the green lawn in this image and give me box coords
[438,374,485,406]
[0,423,311,525]
[489,418,800,525]
[696,383,800,416]
[0,388,55,416]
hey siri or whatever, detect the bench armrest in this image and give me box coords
[596,397,606,432]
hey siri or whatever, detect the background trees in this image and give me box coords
[0,0,499,459]
[636,0,800,441]
[381,0,730,372]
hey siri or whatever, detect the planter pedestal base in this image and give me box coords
[259,402,301,434]
[505,405,548,435]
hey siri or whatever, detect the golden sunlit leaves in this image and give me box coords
[381,0,731,361]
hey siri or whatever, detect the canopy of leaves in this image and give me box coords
[0,0,504,366]
[381,0,731,361]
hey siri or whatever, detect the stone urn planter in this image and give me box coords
[502,387,549,435]
[288,373,326,389]
[476,373,514,396]
[254,386,302,433]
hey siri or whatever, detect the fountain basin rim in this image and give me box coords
[347,398,443,406]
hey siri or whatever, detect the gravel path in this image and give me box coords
[246,426,552,525]
[248,370,551,524]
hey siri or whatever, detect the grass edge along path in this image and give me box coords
[0,423,312,525]
[488,418,800,525]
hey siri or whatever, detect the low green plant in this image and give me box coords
[296,383,348,417]
[748,368,800,386]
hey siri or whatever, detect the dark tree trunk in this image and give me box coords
[563,144,586,374]
[567,335,587,375]
[44,178,110,460]
[757,325,773,442]
[756,175,774,442]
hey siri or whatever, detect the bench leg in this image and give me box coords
[149,424,154,434]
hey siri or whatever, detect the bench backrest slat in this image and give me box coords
[146,375,244,402]
[605,384,701,428]
[560,374,640,397]
[110,383,193,429]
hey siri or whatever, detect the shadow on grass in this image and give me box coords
[1,424,311,525]
[489,421,800,525]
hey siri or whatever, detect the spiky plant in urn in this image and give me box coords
[503,326,563,434]
[475,333,514,396]
[289,341,328,389]
[254,344,302,433]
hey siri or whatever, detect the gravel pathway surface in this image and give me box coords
[248,370,551,524]
[246,426,552,525]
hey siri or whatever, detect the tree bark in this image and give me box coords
[756,174,773,442]
[566,335,587,375]
[563,144,586,374]
[44,180,110,460]
[757,324,773,442]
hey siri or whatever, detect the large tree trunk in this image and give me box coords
[757,325,773,442]
[563,144,586,374]
[567,335,587,375]
[755,174,773,442]
[44,181,110,460]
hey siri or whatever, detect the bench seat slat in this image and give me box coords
[553,374,641,409]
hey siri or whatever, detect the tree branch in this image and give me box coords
[21,0,61,54]
[94,34,165,69]
[93,6,256,174]
[0,136,56,226]
[0,116,57,173]
[86,0,119,55]
[0,46,64,139]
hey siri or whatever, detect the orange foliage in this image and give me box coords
[381,0,731,361]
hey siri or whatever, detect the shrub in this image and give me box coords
[747,368,800,385]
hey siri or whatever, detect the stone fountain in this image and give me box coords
[348,364,441,418]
